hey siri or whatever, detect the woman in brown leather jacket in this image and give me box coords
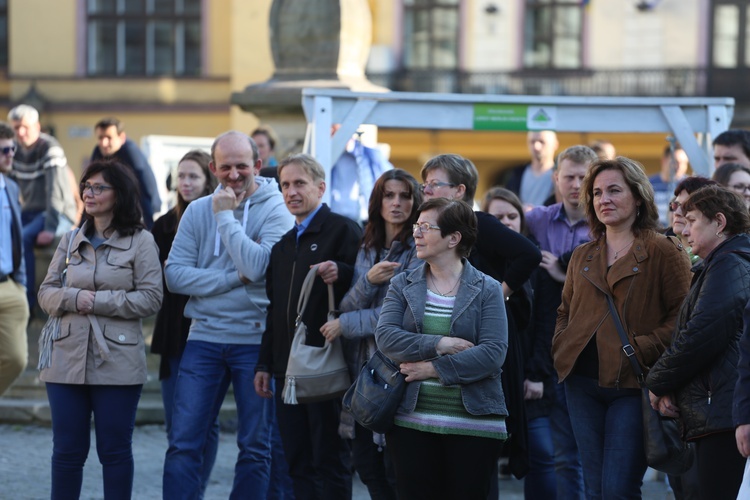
[552,157,691,499]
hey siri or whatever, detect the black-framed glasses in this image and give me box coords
[413,222,441,234]
[669,200,681,212]
[731,183,750,193]
[420,180,455,193]
[80,183,114,196]
[1,146,16,155]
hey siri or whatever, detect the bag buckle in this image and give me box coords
[622,344,636,358]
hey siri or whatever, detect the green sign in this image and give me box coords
[473,104,528,131]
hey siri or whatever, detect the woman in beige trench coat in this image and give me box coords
[38,160,162,499]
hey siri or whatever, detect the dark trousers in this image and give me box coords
[386,424,502,500]
[274,380,352,500]
[46,382,142,500]
[695,431,745,500]
[351,423,396,500]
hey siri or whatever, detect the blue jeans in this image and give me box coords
[46,382,142,500]
[550,381,584,500]
[163,341,272,500]
[161,354,220,497]
[22,210,73,308]
[564,375,647,500]
[525,416,557,500]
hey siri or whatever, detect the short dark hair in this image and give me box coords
[713,130,750,159]
[417,198,477,257]
[712,163,750,187]
[581,156,660,237]
[674,176,717,196]
[682,185,750,236]
[420,154,479,204]
[0,122,15,140]
[80,160,144,237]
[663,143,684,158]
[251,126,277,151]
[363,169,422,253]
[95,117,124,134]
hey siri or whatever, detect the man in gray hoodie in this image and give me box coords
[162,131,294,500]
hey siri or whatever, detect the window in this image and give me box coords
[403,0,459,70]
[87,0,201,76]
[711,1,749,68]
[0,0,7,68]
[524,0,583,69]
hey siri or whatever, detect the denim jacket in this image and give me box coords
[376,260,508,416]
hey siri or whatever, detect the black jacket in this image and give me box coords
[734,301,750,427]
[257,204,361,378]
[647,234,750,440]
[468,211,542,479]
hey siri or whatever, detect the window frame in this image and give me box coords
[86,0,202,77]
[523,0,584,70]
[708,0,749,69]
[402,0,460,70]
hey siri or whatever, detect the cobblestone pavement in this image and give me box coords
[0,423,673,499]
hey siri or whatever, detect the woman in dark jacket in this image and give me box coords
[149,150,218,493]
[647,185,750,500]
[481,186,555,499]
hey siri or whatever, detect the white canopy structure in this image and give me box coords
[301,88,735,203]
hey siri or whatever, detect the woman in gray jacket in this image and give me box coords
[375,198,508,500]
[321,168,422,500]
[38,160,163,499]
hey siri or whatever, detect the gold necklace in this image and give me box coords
[430,271,460,297]
[611,239,635,260]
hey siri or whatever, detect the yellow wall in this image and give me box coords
[207,0,232,76]
[9,0,78,76]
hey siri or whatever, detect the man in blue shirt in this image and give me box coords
[0,121,29,395]
[526,145,598,500]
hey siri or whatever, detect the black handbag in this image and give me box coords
[342,349,406,434]
[605,293,695,475]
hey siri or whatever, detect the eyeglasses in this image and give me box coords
[413,222,441,234]
[420,180,455,193]
[80,183,114,196]
[731,183,750,193]
[669,200,681,212]
[1,146,16,155]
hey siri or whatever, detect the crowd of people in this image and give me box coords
[2,104,750,499]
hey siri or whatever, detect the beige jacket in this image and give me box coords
[38,223,162,385]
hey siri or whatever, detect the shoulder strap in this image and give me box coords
[604,293,645,386]
[296,266,335,320]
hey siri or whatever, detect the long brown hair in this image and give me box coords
[362,169,422,253]
[174,149,216,226]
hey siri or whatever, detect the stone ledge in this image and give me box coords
[0,397,237,426]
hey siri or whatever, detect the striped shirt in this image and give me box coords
[394,289,507,440]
